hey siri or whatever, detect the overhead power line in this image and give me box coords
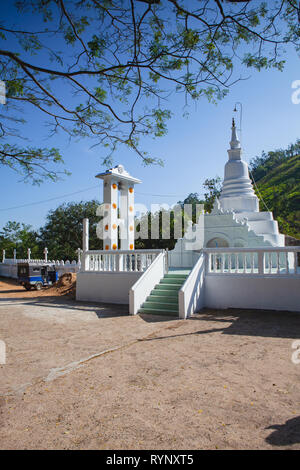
[0,185,100,212]
[0,186,205,212]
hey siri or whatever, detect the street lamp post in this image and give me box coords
[233,101,243,144]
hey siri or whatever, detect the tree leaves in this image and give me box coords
[1,0,300,181]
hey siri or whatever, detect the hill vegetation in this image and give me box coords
[250,141,300,239]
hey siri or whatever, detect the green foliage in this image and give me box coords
[1,0,300,179]
[250,145,300,239]
[0,144,69,185]
[39,200,102,260]
[0,221,41,258]
[203,177,222,213]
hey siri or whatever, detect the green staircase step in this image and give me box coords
[139,307,178,316]
[160,278,187,285]
[154,283,182,290]
[149,290,178,298]
[165,273,189,278]
[146,295,178,305]
[138,269,191,317]
[143,300,178,310]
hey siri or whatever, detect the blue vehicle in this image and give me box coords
[17,262,58,291]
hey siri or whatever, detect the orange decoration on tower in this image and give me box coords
[129,187,133,193]
[105,245,109,250]
[112,183,117,189]
[129,205,133,212]
[112,224,117,229]
[130,244,134,250]
[104,224,108,231]
[112,243,117,250]
[112,203,117,209]
[129,225,134,231]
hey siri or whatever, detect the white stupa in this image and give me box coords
[219,118,259,213]
[169,119,285,266]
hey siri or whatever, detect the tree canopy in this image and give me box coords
[1,0,300,182]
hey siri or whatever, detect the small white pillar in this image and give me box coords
[2,250,5,263]
[13,249,17,262]
[83,218,89,271]
[77,248,81,265]
[44,247,48,263]
[27,248,31,261]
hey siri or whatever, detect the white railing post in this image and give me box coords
[204,251,209,273]
[258,251,264,275]
[13,249,16,263]
[44,247,48,263]
[294,251,298,275]
[82,218,89,272]
[2,249,5,263]
[27,248,31,262]
[77,248,81,265]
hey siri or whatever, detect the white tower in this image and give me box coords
[220,118,259,213]
[96,165,141,250]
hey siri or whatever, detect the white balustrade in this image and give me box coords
[204,247,300,276]
[82,249,163,273]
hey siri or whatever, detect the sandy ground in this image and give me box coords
[0,277,299,450]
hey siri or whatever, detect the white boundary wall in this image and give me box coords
[178,247,300,317]
[76,271,142,304]
[204,275,300,312]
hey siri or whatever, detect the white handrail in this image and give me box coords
[203,246,300,253]
[85,249,163,255]
[179,253,205,319]
[129,251,166,315]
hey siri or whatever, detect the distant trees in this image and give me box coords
[0,200,101,260]
[40,200,102,260]
[0,221,40,258]
[203,177,222,213]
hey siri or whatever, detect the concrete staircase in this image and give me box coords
[138,269,190,317]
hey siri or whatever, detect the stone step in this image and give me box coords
[139,307,178,316]
[149,289,178,298]
[138,269,190,318]
[160,277,187,284]
[154,283,182,291]
[146,295,178,305]
[143,300,178,310]
[164,273,189,279]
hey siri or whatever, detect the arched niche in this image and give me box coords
[206,237,229,248]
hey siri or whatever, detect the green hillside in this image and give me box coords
[251,153,300,239]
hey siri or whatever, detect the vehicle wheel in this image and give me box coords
[24,284,32,291]
[35,282,43,291]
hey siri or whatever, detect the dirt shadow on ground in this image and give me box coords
[191,308,300,339]
[266,416,300,446]
[139,308,300,341]
[0,295,130,318]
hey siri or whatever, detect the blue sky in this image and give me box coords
[1,2,300,231]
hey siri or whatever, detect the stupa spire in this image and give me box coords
[228,118,242,160]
